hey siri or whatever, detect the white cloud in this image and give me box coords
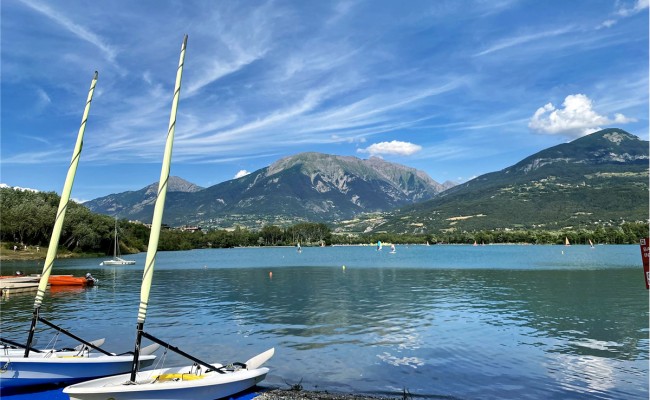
[357,140,422,157]
[234,170,250,179]
[0,183,39,192]
[528,94,635,138]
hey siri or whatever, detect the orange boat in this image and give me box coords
[48,274,96,286]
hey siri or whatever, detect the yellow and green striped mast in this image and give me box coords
[130,35,187,381]
[24,71,99,357]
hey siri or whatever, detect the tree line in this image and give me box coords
[0,188,333,254]
[1,188,647,256]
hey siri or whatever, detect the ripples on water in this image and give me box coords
[1,245,647,399]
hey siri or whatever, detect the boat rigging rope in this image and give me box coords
[45,331,61,352]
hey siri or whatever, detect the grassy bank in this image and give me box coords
[0,242,103,262]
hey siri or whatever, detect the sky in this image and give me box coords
[1,0,648,202]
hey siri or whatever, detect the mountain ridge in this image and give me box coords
[371,128,648,234]
[84,153,446,227]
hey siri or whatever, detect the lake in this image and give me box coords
[1,244,648,399]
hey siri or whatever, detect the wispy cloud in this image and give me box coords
[598,0,648,28]
[19,0,118,63]
[2,1,647,197]
[616,0,649,17]
[474,26,574,57]
[184,2,280,96]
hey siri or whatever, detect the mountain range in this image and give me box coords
[369,128,648,234]
[84,153,451,228]
[84,128,649,233]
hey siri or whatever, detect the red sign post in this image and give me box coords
[640,238,649,289]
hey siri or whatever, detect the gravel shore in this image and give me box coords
[256,389,395,399]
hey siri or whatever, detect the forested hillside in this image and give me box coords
[0,188,333,255]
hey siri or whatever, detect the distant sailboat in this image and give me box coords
[377,240,382,251]
[100,219,135,266]
[473,240,478,246]
[565,237,571,246]
[297,242,302,253]
[390,244,396,254]
[589,239,595,249]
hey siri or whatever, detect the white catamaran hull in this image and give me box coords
[0,353,156,389]
[1,338,106,358]
[64,363,269,400]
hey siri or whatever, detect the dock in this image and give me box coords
[0,276,45,296]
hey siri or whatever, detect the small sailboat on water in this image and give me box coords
[565,237,571,246]
[589,239,595,249]
[0,72,158,392]
[390,244,396,253]
[377,240,382,251]
[100,218,136,265]
[65,35,273,400]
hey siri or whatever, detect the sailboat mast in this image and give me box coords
[114,218,118,258]
[130,35,187,382]
[24,71,99,357]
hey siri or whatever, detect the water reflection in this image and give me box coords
[1,246,646,399]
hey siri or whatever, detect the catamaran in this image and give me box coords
[65,35,274,400]
[100,218,136,265]
[0,72,158,393]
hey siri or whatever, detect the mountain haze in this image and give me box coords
[85,153,447,228]
[374,128,649,234]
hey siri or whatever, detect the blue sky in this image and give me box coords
[1,0,648,202]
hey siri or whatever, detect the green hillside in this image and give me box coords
[377,129,649,234]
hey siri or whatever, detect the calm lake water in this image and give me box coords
[1,245,648,399]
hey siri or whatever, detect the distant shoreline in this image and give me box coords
[0,241,628,263]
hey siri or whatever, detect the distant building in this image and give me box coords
[179,225,202,232]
